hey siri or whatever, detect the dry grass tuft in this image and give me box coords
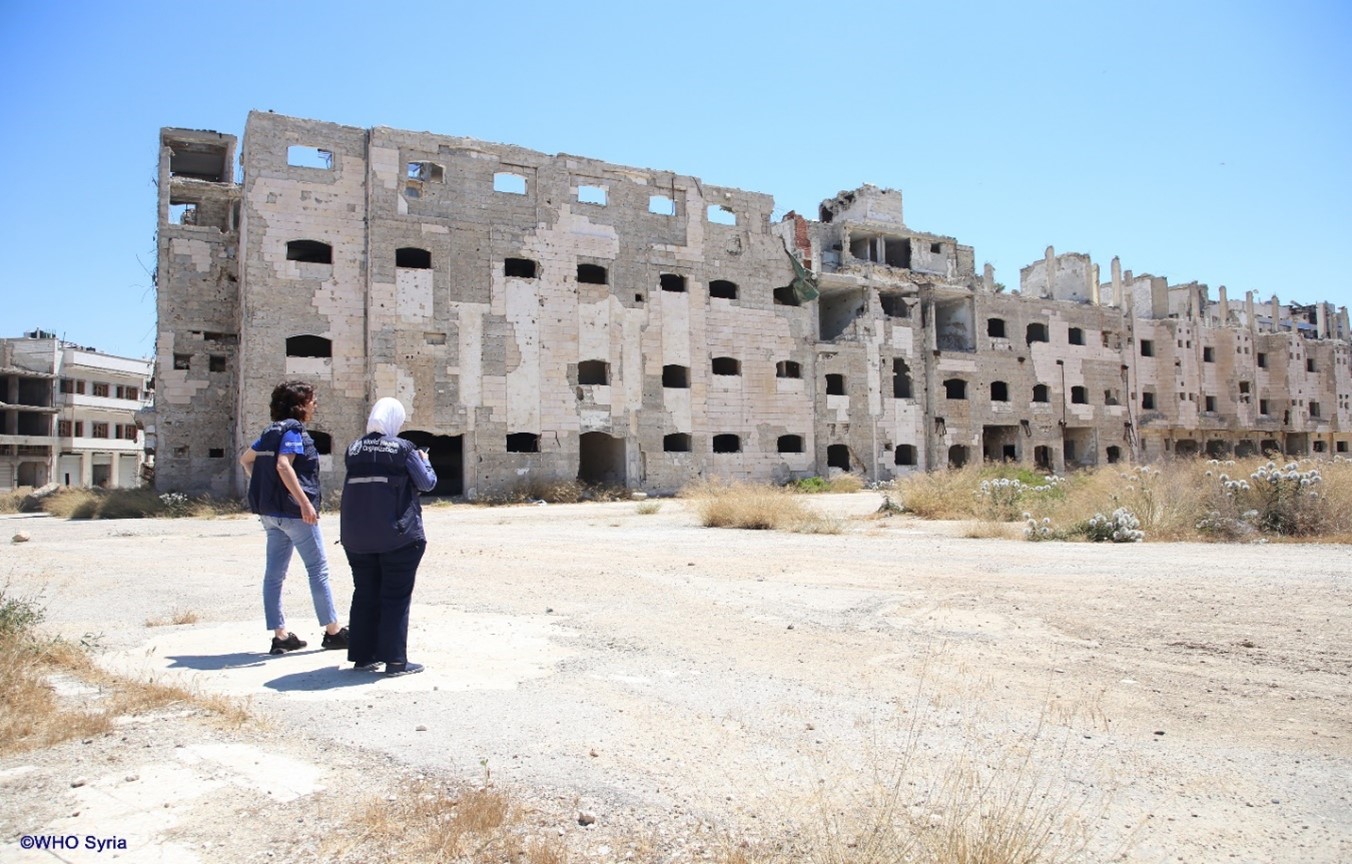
[333,778,568,864]
[961,520,1021,540]
[144,607,202,627]
[0,586,248,756]
[635,500,663,515]
[685,481,842,534]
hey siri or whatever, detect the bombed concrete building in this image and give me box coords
[149,111,1351,498]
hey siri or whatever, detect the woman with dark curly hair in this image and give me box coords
[239,381,348,656]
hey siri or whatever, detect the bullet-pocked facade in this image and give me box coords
[148,112,1352,498]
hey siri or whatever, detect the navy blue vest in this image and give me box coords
[247,419,322,517]
[340,433,425,553]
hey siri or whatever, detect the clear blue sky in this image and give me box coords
[2,0,1349,359]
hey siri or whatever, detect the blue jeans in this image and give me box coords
[260,515,338,632]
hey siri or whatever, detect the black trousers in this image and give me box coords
[345,541,425,666]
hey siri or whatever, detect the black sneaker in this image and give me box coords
[321,627,349,650]
[351,661,381,672]
[269,633,307,655]
[384,661,424,678]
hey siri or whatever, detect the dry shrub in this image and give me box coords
[635,500,662,515]
[961,520,1020,540]
[0,487,34,514]
[827,474,864,493]
[687,481,841,533]
[895,464,985,520]
[39,487,244,520]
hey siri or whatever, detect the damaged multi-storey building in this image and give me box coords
[148,112,1351,499]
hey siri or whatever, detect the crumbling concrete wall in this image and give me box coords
[151,114,1352,497]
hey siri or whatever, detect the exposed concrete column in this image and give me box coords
[1044,246,1056,298]
[982,263,994,293]
[1111,257,1122,307]
[1245,291,1256,335]
[1218,286,1229,325]
[1316,303,1328,339]
[1339,307,1350,340]
[1091,263,1100,305]
[1271,295,1280,333]
[79,453,92,487]
[109,453,121,488]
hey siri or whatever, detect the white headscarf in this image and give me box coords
[366,397,407,437]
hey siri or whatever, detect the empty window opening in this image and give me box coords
[1205,395,1218,412]
[494,172,527,194]
[930,242,943,254]
[577,184,607,206]
[307,431,332,455]
[664,433,692,452]
[1032,384,1050,403]
[709,280,738,300]
[1068,327,1085,346]
[660,273,687,293]
[827,444,851,470]
[287,145,332,169]
[943,378,967,400]
[893,358,912,399]
[169,202,198,226]
[1203,346,1215,362]
[168,141,228,181]
[506,433,540,453]
[286,240,332,264]
[406,161,443,182]
[711,357,741,376]
[396,247,432,269]
[1140,339,1155,357]
[1034,445,1052,470]
[1106,445,1122,464]
[578,432,625,486]
[577,264,608,285]
[173,353,191,370]
[987,318,1006,338]
[662,365,690,388]
[894,444,917,466]
[712,434,741,453]
[1071,386,1088,404]
[776,360,802,379]
[773,286,801,306]
[1026,322,1049,344]
[879,293,909,318]
[777,435,804,454]
[286,335,332,358]
[825,374,846,396]
[504,258,537,278]
[649,195,676,216]
[1256,352,1267,368]
[1142,391,1156,410]
[990,381,1009,401]
[707,204,736,225]
[208,448,225,459]
[578,360,610,386]
[399,431,464,495]
[1310,401,1321,418]
[1307,358,1317,372]
[948,445,970,469]
[1313,440,1327,453]
[209,355,226,372]
[1104,389,1119,406]
[1337,441,1349,453]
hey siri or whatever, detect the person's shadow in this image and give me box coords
[164,651,379,691]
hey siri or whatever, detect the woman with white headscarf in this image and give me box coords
[340,397,437,677]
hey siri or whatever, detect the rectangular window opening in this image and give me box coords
[707,204,737,226]
[287,145,332,169]
[494,172,528,195]
[649,195,676,216]
[577,184,607,206]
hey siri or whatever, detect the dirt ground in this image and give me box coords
[1,492,1349,863]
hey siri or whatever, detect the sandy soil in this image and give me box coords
[1,492,1349,863]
